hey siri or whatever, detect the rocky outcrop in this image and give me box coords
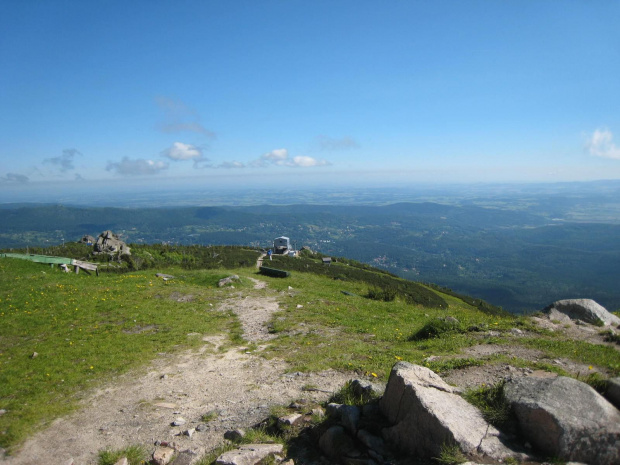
[503,375,620,465]
[379,362,520,461]
[543,299,620,326]
[93,230,130,256]
[79,234,95,244]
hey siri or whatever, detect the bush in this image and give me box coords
[409,318,464,341]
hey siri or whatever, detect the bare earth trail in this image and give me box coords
[4,277,351,465]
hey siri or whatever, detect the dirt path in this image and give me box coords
[3,280,352,465]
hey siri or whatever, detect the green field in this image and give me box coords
[1,247,619,458]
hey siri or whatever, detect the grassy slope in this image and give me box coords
[1,251,619,454]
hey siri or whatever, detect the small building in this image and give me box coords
[322,257,332,265]
[273,236,291,254]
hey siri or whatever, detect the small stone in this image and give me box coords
[196,423,208,432]
[311,407,325,418]
[160,374,168,380]
[278,413,303,427]
[113,457,129,465]
[31,352,38,359]
[0,410,6,416]
[152,446,175,465]
[296,304,303,308]
[183,428,195,438]
[172,417,186,426]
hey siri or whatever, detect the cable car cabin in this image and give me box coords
[273,236,291,254]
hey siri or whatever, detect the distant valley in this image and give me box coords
[2,181,620,313]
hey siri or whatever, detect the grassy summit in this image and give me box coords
[0,245,619,454]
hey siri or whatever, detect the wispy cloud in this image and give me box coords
[106,157,169,176]
[587,128,620,160]
[216,161,245,169]
[316,135,360,151]
[155,96,215,138]
[0,173,29,183]
[250,148,330,168]
[44,148,82,172]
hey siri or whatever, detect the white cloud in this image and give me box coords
[587,128,620,160]
[250,148,330,168]
[162,142,203,161]
[290,155,330,167]
[263,148,289,163]
[106,157,169,176]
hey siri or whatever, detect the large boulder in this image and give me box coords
[503,375,620,465]
[606,377,620,410]
[379,362,519,461]
[543,299,620,326]
[93,230,130,256]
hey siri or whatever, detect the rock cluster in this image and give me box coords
[93,230,131,256]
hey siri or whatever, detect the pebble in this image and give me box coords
[172,417,186,426]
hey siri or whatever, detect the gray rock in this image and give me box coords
[543,299,620,326]
[224,428,246,441]
[357,429,386,455]
[215,444,284,465]
[341,405,361,435]
[218,275,240,287]
[94,230,130,256]
[196,423,208,432]
[350,379,384,401]
[170,451,196,465]
[183,427,195,438]
[504,375,620,465]
[113,458,129,465]
[172,417,186,426]
[278,413,303,427]
[152,446,175,465]
[547,308,572,324]
[379,362,519,460]
[326,402,343,416]
[319,425,358,460]
[361,403,380,417]
[606,377,620,410]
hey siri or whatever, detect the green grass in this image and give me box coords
[463,380,513,429]
[3,246,620,457]
[433,441,467,464]
[97,444,148,465]
[0,258,240,451]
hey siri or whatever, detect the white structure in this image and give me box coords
[273,236,291,254]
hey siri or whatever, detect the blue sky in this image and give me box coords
[1,0,619,197]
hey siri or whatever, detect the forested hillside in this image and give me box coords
[2,202,619,313]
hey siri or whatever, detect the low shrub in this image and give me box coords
[409,318,464,341]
